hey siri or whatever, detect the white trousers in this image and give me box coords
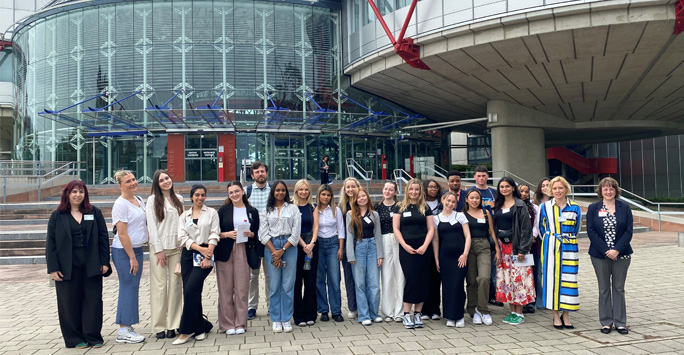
[380,233,405,318]
[149,246,182,333]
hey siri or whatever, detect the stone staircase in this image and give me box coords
[0,180,395,264]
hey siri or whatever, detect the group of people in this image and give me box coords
[45,162,634,349]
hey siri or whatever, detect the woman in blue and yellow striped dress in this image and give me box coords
[539,176,581,330]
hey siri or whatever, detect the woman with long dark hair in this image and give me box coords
[216,181,259,335]
[346,187,384,325]
[492,177,535,326]
[111,170,147,344]
[173,184,219,345]
[518,182,539,314]
[392,178,434,329]
[463,189,500,326]
[260,181,301,333]
[47,181,109,349]
[293,179,319,327]
[422,179,443,320]
[315,184,346,322]
[146,170,184,339]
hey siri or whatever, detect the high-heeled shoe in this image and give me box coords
[553,318,563,329]
[561,317,574,329]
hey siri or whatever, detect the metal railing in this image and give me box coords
[346,158,373,192]
[393,168,412,193]
[419,162,447,180]
[1,160,84,203]
[571,185,684,232]
[460,170,536,188]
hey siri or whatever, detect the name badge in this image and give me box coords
[389,212,394,217]
[363,216,372,224]
[502,208,511,214]
[477,218,486,224]
[598,209,608,217]
[450,219,458,225]
[185,220,194,229]
[403,211,412,218]
[558,215,567,222]
[83,214,94,221]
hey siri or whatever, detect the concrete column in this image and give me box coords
[491,125,546,186]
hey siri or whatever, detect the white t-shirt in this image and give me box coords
[433,210,468,229]
[112,196,148,248]
[426,200,439,211]
[233,206,249,228]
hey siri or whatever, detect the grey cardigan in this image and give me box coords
[345,210,384,262]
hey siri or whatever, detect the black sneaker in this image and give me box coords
[489,300,504,307]
[332,314,344,322]
[320,313,330,322]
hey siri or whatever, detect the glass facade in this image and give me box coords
[12,0,440,184]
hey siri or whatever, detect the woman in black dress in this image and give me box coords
[392,178,434,329]
[432,191,471,327]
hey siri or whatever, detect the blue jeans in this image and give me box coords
[352,238,381,322]
[264,236,298,322]
[111,247,143,325]
[316,237,342,315]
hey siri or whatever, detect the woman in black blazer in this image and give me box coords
[586,177,633,335]
[46,180,110,349]
[215,181,260,335]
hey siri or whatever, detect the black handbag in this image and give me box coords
[496,229,513,244]
[300,231,313,245]
[246,239,262,270]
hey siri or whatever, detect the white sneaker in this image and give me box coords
[362,319,372,326]
[384,316,393,322]
[273,322,283,333]
[374,317,384,323]
[482,314,493,326]
[446,320,456,327]
[455,318,465,328]
[394,316,403,322]
[348,310,357,319]
[282,321,293,333]
[297,321,307,327]
[431,314,441,320]
[225,329,236,335]
[306,320,315,326]
[472,313,483,325]
[420,314,429,320]
[235,328,245,334]
[116,327,145,343]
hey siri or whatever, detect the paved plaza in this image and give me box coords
[1,232,683,355]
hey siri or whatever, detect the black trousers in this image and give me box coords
[321,171,329,185]
[422,245,442,316]
[179,248,212,335]
[55,247,104,348]
[294,243,319,323]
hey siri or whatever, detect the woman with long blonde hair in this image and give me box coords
[392,178,434,329]
[337,177,361,319]
[292,179,319,327]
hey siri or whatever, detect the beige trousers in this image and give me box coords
[248,258,270,310]
[149,246,182,333]
[216,243,250,330]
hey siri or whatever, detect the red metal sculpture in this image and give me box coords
[367,0,430,70]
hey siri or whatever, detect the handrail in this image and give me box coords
[421,162,447,180]
[393,168,412,193]
[1,160,85,203]
[460,170,535,187]
[346,158,373,192]
[570,184,684,232]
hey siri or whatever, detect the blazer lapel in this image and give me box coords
[59,213,73,243]
[84,214,94,245]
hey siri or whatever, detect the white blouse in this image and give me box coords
[178,205,220,250]
[258,202,301,248]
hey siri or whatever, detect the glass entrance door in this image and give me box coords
[185,134,218,181]
[273,135,305,180]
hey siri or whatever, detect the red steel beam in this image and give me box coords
[366,0,430,70]
[675,0,684,34]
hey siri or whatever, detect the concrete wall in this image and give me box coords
[1,175,73,202]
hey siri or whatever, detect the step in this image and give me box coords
[0,252,151,265]
[0,244,149,257]
[577,225,651,238]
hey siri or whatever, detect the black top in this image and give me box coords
[193,218,198,225]
[464,212,489,239]
[494,208,514,231]
[436,215,464,248]
[69,214,84,247]
[375,202,396,235]
[298,205,314,234]
[586,199,634,259]
[361,211,375,239]
[394,203,433,240]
